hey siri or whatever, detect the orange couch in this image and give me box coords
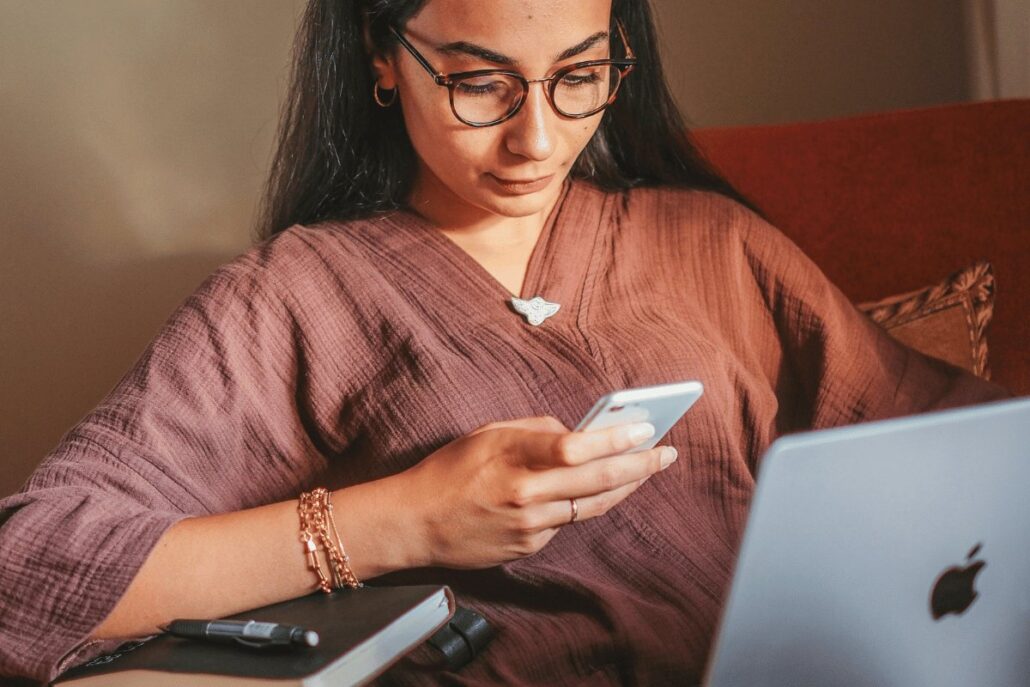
[695,100,1030,396]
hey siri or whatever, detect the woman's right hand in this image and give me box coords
[395,416,678,570]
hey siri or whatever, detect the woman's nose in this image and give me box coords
[503,83,557,162]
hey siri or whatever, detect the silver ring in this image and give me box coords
[569,498,579,524]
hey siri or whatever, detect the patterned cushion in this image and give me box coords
[858,261,994,379]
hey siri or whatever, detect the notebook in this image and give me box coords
[52,585,454,686]
[704,397,1030,687]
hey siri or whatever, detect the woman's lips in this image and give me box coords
[488,173,554,195]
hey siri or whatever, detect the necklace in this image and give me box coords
[510,295,560,326]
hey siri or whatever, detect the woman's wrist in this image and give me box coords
[329,471,432,580]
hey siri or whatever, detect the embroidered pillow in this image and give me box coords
[858,261,994,379]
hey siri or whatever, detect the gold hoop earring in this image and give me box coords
[373,82,398,107]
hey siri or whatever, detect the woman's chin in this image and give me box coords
[473,176,565,218]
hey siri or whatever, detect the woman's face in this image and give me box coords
[374,0,614,221]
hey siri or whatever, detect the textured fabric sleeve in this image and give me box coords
[0,249,324,682]
[734,207,1010,433]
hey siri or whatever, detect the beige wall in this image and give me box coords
[1,1,304,496]
[0,0,987,496]
[653,0,970,127]
[993,0,1030,97]
[956,0,1030,100]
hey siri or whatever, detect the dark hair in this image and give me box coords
[257,0,751,239]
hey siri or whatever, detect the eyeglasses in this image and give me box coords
[388,22,637,128]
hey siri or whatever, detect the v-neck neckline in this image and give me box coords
[369,178,611,330]
[400,179,575,304]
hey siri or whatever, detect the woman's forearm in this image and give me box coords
[90,416,667,641]
[91,475,425,641]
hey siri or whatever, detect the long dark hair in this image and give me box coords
[257,0,749,238]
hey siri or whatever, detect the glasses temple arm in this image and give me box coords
[614,19,636,61]
[388,26,450,84]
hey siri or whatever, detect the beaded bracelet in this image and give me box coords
[298,488,362,593]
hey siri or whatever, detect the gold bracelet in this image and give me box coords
[298,491,332,593]
[323,489,362,589]
[298,488,362,593]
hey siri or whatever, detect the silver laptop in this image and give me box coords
[704,397,1030,687]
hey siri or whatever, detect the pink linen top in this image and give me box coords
[0,181,1006,684]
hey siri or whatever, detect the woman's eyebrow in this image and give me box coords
[555,31,610,62]
[435,30,610,67]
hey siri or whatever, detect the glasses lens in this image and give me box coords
[553,64,620,117]
[451,73,524,125]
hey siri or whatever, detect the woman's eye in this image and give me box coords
[457,80,503,96]
[561,72,603,87]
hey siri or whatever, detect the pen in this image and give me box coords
[163,619,320,649]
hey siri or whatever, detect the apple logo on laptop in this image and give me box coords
[930,542,986,620]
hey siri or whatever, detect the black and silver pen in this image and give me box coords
[163,619,320,649]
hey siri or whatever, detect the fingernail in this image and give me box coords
[660,447,678,469]
[627,423,656,444]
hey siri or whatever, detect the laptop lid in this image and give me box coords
[704,397,1030,687]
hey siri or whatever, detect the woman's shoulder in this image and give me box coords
[202,216,390,297]
[140,218,389,341]
[596,181,811,281]
[599,182,773,248]
[617,183,757,224]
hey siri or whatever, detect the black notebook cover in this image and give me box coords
[53,585,453,685]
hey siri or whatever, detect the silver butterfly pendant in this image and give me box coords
[510,296,561,326]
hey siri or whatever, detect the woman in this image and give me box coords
[0,0,1006,684]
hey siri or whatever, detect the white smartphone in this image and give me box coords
[574,380,704,452]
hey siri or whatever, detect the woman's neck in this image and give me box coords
[406,166,566,296]
[406,164,563,254]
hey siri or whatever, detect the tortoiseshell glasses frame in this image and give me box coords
[388,21,637,127]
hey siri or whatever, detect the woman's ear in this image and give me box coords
[362,15,398,89]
